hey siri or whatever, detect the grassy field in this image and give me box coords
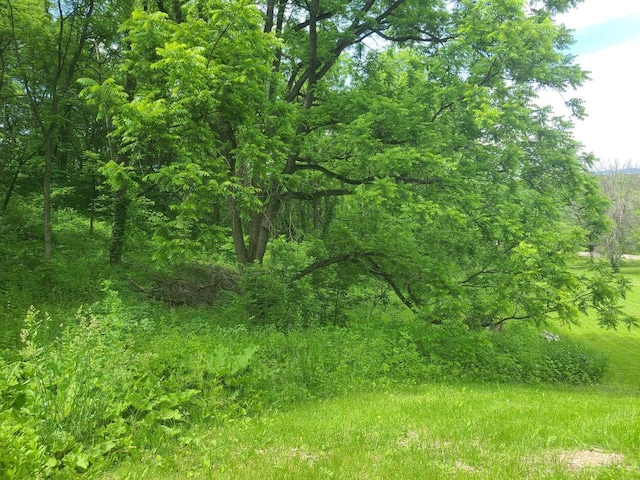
[98,263,640,480]
[101,385,639,479]
[554,261,640,389]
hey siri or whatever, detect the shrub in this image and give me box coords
[408,321,607,385]
[237,263,323,328]
[132,330,259,422]
[214,324,433,409]
[538,337,608,385]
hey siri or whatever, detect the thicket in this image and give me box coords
[2,0,636,334]
[0,0,635,475]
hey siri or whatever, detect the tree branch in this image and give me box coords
[294,162,441,188]
[293,11,334,31]
[292,251,379,280]
[294,162,375,185]
[365,257,417,313]
[286,0,410,103]
[283,189,352,200]
[374,31,455,44]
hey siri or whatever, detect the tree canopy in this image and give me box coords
[1,0,634,328]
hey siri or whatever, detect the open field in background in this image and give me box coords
[99,262,640,480]
[554,261,640,389]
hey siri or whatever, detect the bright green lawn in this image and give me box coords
[100,262,640,480]
[103,384,640,479]
[554,261,640,390]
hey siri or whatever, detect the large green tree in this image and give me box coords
[81,0,633,328]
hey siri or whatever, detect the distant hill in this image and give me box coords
[595,168,640,176]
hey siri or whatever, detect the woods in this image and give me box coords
[0,0,633,328]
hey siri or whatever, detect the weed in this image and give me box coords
[0,308,195,478]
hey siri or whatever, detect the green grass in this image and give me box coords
[555,260,640,389]
[102,384,640,479]
[99,264,640,480]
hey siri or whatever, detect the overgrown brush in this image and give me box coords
[131,316,607,422]
[0,308,200,478]
[408,321,607,385]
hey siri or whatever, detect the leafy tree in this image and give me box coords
[596,162,640,270]
[2,0,131,261]
[79,0,632,328]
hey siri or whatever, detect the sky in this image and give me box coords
[543,0,640,169]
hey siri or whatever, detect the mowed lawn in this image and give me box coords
[101,263,640,480]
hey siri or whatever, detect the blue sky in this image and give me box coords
[570,16,640,55]
[544,0,640,167]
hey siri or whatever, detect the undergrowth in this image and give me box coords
[0,286,608,478]
[0,206,612,478]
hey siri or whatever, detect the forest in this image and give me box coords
[1,0,639,478]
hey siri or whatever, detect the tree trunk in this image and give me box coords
[239,1,320,264]
[246,191,282,263]
[1,156,27,214]
[89,173,96,234]
[109,186,128,265]
[228,196,248,264]
[43,134,54,262]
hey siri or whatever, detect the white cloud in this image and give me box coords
[572,39,640,165]
[556,0,640,30]
[540,1,640,167]
[540,38,640,167]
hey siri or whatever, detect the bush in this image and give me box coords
[129,320,434,415]
[237,263,324,328]
[0,282,609,478]
[238,325,431,407]
[132,329,259,422]
[408,321,607,385]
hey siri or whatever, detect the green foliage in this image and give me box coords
[239,266,295,326]
[237,325,430,408]
[0,199,111,350]
[0,307,194,478]
[409,322,607,385]
[1,308,128,477]
[4,0,629,330]
[0,280,614,478]
[238,241,325,327]
[133,331,258,422]
[129,313,608,421]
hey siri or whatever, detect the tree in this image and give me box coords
[597,161,640,270]
[1,0,133,264]
[2,0,126,261]
[80,0,633,328]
